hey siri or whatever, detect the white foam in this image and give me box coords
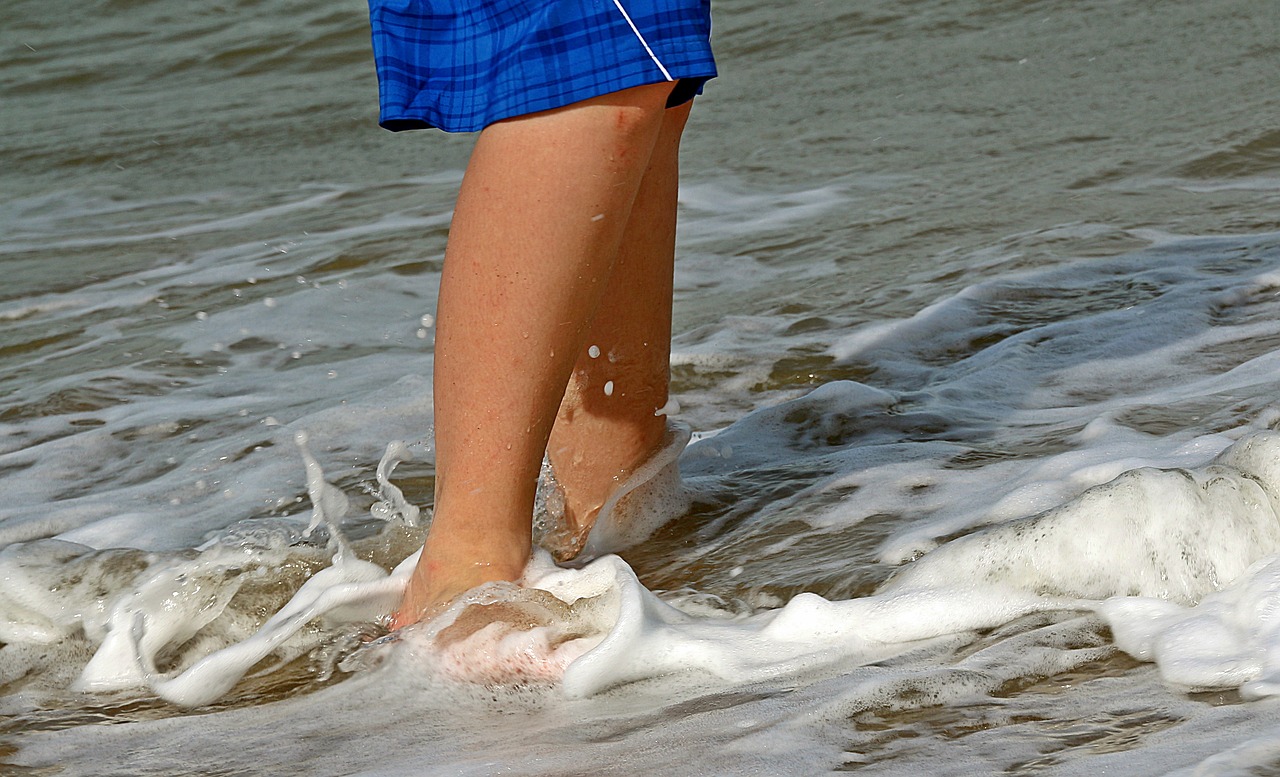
[107,433,1280,707]
[6,224,1280,774]
[68,440,423,705]
[578,422,693,559]
[553,556,1079,698]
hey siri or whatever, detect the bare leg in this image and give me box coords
[543,102,692,560]
[391,83,675,629]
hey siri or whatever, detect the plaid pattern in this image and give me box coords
[369,0,716,132]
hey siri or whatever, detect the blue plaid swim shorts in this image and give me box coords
[369,0,716,132]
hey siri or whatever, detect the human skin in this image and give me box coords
[390,82,692,628]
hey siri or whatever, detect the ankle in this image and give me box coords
[550,419,664,516]
[422,512,531,573]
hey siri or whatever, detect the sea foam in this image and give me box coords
[36,428,1280,710]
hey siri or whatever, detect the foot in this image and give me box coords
[538,432,664,561]
[536,421,691,561]
[432,588,590,684]
[389,525,529,630]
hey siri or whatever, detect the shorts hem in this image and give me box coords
[378,69,717,134]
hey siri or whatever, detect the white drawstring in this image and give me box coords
[610,0,674,81]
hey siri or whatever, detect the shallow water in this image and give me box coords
[5,0,1280,773]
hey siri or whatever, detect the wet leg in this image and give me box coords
[543,102,692,559]
[391,84,675,628]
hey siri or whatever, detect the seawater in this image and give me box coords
[4,0,1280,773]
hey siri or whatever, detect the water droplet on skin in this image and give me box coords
[603,381,614,397]
[588,345,601,359]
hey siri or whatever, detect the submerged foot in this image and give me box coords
[536,422,692,562]
[389,530,529,630]
[430,586,597,684]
